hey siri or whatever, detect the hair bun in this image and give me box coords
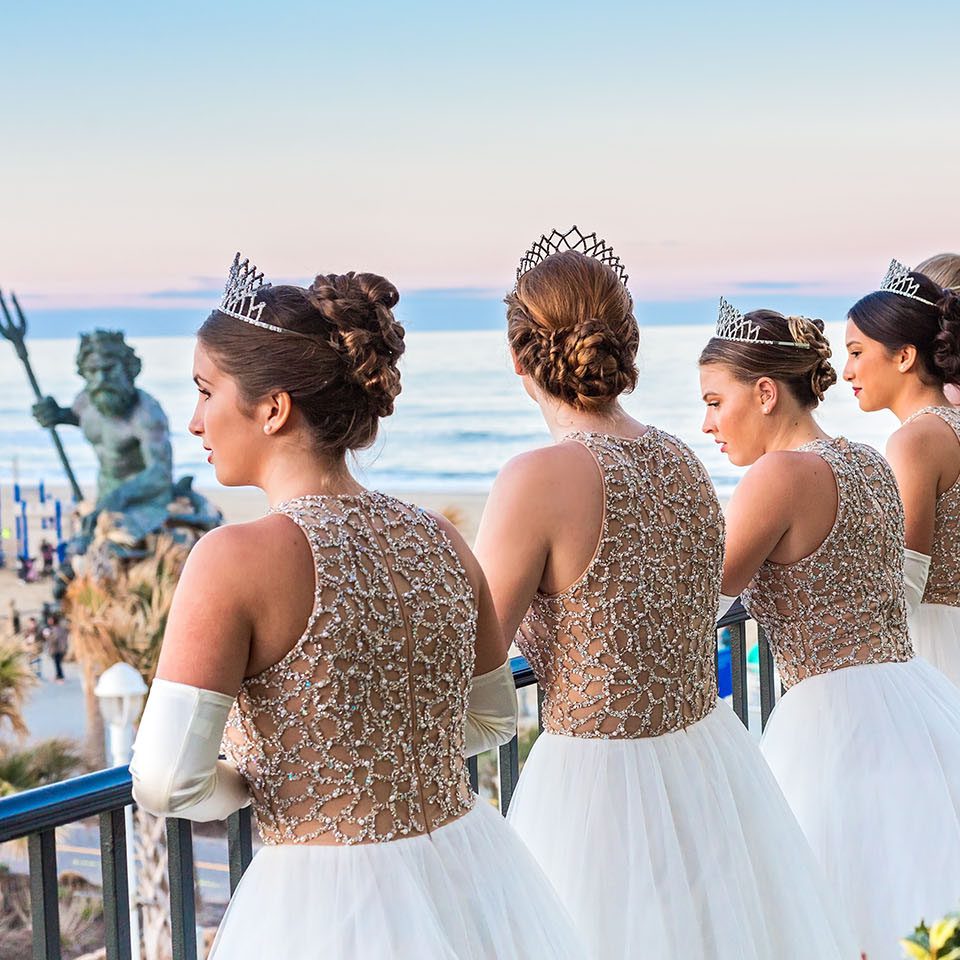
[523,317,637,411]
[934,289,960,384]
[308,272,405,417]
[505,249,639,412]
[786,315,837,402]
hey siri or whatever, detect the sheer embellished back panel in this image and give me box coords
[517,430,724,739]
[222,493,477,846]
[741,439,913,689]
[903,407,960,607]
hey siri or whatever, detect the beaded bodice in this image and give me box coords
[902,406,960,607]
[221,493,477,846]
[517,430,724,739]
[741,438,913,689]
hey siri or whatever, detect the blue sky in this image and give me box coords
[1,0,957,321]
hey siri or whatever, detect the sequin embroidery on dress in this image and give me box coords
[741,438,914,689]
[221,492,477,845]
[902,406,960,607]
[517,430,725,739]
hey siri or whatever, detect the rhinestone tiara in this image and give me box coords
[714,297,811,349]
[218,253,287,333]
[878,259,937,307]
[516,226,629,288]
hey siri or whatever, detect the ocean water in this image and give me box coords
[0,326,900,502]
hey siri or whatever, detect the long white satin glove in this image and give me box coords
[904,549,931,618]
[717,594,738,621]
[131,678,251,821]
[464,660,518,758]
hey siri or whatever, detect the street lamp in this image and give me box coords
[95,662,147,959]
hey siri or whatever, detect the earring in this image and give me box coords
[263,425,272,434]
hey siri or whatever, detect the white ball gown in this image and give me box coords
[210,494,587,959]
[902,406,960,685]
[743,437,960,960]
[505,431,858,960]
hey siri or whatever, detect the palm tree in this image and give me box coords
[64,530,191,765]
[0,639,34,740]
[0,738,86,796]
[63,520,200,960]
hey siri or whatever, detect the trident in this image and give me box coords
[0,289,84,502]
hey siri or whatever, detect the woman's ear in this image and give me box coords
[261,391,293,435]
[756,376,779,414]
[511,349,525,377]
[896,344,919,374]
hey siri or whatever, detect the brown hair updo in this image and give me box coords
[698,310,837,408]
[198,272,405,456]
[917,253,960,292]
[506,250,638,411]
[848,269,960,386]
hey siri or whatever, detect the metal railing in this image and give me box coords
[0,603,775,960]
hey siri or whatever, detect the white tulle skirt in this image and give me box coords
[506,702,858,960]
[911,602,960,686]
[209,798,587,959]
[761,658,960,960]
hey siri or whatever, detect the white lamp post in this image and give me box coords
[95,662,147,959]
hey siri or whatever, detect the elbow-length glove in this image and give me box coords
[904,549,931,618]
[131,678,251,821]
[464,660,518,758]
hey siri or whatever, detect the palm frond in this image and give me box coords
[0,641,35,739]
[63,529,193,686]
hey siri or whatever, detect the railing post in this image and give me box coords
[497,733,520,815]
[100,808,132,960]
[167,818,197,960]
[227,807,254,895]
[28,828,61,960]
[727,620,749,728]
[467,755,480,793]
[757,626,778,729]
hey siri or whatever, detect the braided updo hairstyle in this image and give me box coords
[848,268,960,386]
[198,272,405,456]
[698,310,837,408]
[506,250,638,411]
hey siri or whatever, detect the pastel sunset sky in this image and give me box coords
[2,0,957,314]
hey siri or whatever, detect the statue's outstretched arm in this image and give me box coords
[32,396,79,428]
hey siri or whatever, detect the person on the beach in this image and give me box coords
[131,255,586,959]
[843,260,960,684]
[40,540,55,577]
[5,598,21,639]
[473,227,857,959]
[43,614,69,683]
[701,300,960,960]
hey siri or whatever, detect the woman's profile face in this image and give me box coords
[841,318,903,413]
[189,342,263,486]
[699,363,768,467]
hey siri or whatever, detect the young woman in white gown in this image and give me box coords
[130,255,588,959]
[700,299,960,960]
[844,260,960,683]
[473,228,858,960]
